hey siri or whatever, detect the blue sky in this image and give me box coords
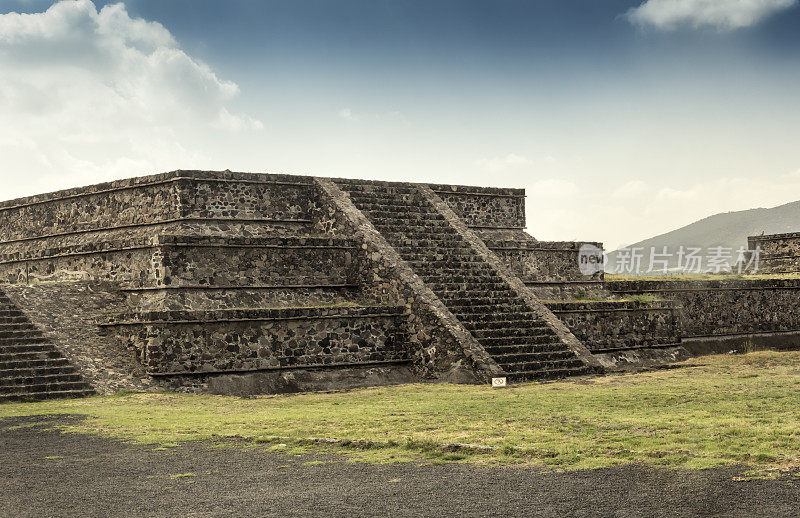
[1,0,800,249]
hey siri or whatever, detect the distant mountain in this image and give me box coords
[606,199,800,274]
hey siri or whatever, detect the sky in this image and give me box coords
[1,0,799,250]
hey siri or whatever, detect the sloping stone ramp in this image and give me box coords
[0,289,94,402]
[336,180,598,382]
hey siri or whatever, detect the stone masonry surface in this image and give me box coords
[607,279,800,338]
[748,233,800,274]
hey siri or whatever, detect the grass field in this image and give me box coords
[2,351,800,470]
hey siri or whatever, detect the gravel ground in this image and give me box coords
[1,415,798,517]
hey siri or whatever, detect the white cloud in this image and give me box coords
[625,0,798,31]
[336,107,410,126]
[475,153,534,172]
[528,178,579,199]
[612,180,648,199]
[337,108,358,122]
[0,0,262,199]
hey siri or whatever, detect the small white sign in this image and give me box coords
[492,377,507,388]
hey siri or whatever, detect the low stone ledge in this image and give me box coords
[486,240,602,251]
[606,278,800,292]
[0,234,357,264]
[155,234,356,248]
[524,280,604,285]
[150,359,410,377]
[0,237,152,264]
[426,184,525,198]
[545,300,675,313]
[0,217,313,247]
[0,170,314,212]
[98,305,408,326]
[121,283,359,292]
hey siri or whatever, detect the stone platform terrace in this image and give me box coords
[3,170,795,399]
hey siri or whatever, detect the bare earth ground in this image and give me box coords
[2,415,798,518]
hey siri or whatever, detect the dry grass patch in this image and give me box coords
[2,351,800,470]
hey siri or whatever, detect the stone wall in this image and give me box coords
[544,300,681,351]
[0,234,361,297]
[0,176,182,243]
[0,171,320,264]
[426,184,525,230]
[101,306,410,375]
[156,235,359,288]
[488,240,603,282]
[0,238,158,286]
[748,233,800,274]
[606,278,800,337]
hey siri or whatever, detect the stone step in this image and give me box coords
[0,329,44,340]
[0,365,79,379]
[406,257,486,268]
[425,278,506,289]
[397,240,471,249]
[505,366,594,383]
[0,335,49,346]
[452,310,535,322]
[389,234,465,245]
[353,202,433,213]
[372,217,448,226]
[478,335,560,347]
[338,183,416,195]
[421,270,503,280]
[0,351,65,363]
[446,301,527,311]
[471,327,553,339]
[0,373,84,388]
[462,318,549,330]
[446,302,527,314]
[0,310,24,318]
[412,261,493,272]
[0,316,28,325]
[491,351,576,364]
[0,348,64,361]
[440,293,519,306]
[499,357,585,372]
[484,343,571,355]
[346,189,420,198]
[458,312,543,324]
[0,343,56,354]
[396,245,470,255]
[0,357,70,371]
[347,191,421,201]
[428,282,508,292]
[0,388,94,403]
[431,288,512,299]
[0,322,38,331]
[0,380,92,395]
[435,289,516,300]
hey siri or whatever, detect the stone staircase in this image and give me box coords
[0,290,94,402]
[336,181,595,382]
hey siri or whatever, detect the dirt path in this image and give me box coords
[1,415,798,517]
